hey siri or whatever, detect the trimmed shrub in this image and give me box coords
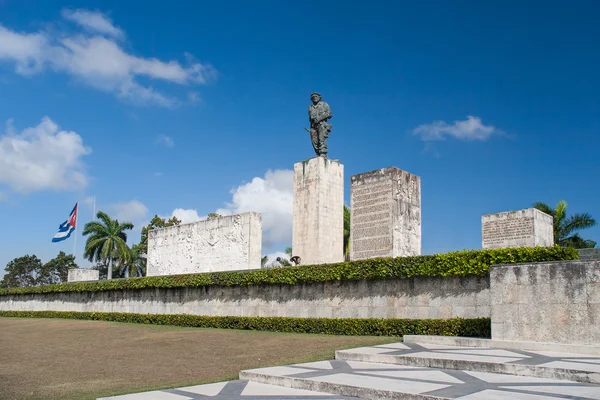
[0,310,491,338]
[0,246,578,296]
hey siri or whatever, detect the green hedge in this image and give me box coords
[0,311,491,337]
[0,246,578,296]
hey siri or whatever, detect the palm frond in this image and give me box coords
[561,213,597,238]
[532,202,554,217]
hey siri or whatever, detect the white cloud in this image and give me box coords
[0,26,47,75]
[62,9,123,38]
[217,169,293,246]
[155,134,174,148]
[0,117,91,193]
[413,116,498,141]
[111,200,148,222]
[171,208,205,224]
[0,10,216,106]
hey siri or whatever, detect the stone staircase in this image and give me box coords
[239,336,600,399]
[102,336,600,399]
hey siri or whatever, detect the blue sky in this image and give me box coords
[1,0,599,274]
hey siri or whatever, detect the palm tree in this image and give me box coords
[83,211,134,280]
[121,243,146,278]
[533,200,597,248]
[343,205,351,261]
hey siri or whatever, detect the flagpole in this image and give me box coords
[91,196,96,268]
[73,203,78,260]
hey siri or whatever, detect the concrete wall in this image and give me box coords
[67,269,99,282]
[491,260,600,344]
[579,248,600,261]
[147,212,262,276]
[0,275,490,319]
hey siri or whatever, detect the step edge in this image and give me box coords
[334,352,600,384]
[402,336,600,356]
[239,370,451,400]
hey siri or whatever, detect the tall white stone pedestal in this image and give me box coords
[350,167,421,260]
[292,157,344,265]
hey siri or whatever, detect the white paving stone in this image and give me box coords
[460,389,564,400]
[98,391,192,399]
[311,372,450,394]
[174,381,228,396]
[240,381,338,396]
[372,368,464,384]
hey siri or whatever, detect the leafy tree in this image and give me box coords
[344,205,351,261]
[533,200,597,248]
[39,251,78,285]
[139,215,181,255]
[285,247,292,257]
[0,255,43,288]
[261,255,269,267]
[207,213,222,220]
[83,211,134,280]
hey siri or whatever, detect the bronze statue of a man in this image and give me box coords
[307,92,332,157]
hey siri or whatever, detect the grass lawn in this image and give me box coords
[0,317,399,400]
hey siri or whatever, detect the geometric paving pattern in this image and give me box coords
[337,342,600,374]
[242,359,600,399]
[98,380,359,399]
[100,342,600,399]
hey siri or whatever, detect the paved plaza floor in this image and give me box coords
[101,341,600,400]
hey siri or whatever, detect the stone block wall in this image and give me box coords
[491,260,600,344]
[579,248,600,261]
[0,275,490,320]
[147,212,262,276]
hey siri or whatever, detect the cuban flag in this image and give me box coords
[52,203,78,243]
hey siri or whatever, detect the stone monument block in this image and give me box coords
[481,208,553,249]
[350,167,421,260]
[292,157,344,265]
[68,268,99,282]
[147,212,262,276]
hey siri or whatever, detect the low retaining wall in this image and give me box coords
[0,275,490,319]
[579,248,600,261]
[491,260,600,344]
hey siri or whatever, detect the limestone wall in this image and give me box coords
[491,260,600,344]
[147,212,262,276]
[0,275,490,319]
[579,248,600,261]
